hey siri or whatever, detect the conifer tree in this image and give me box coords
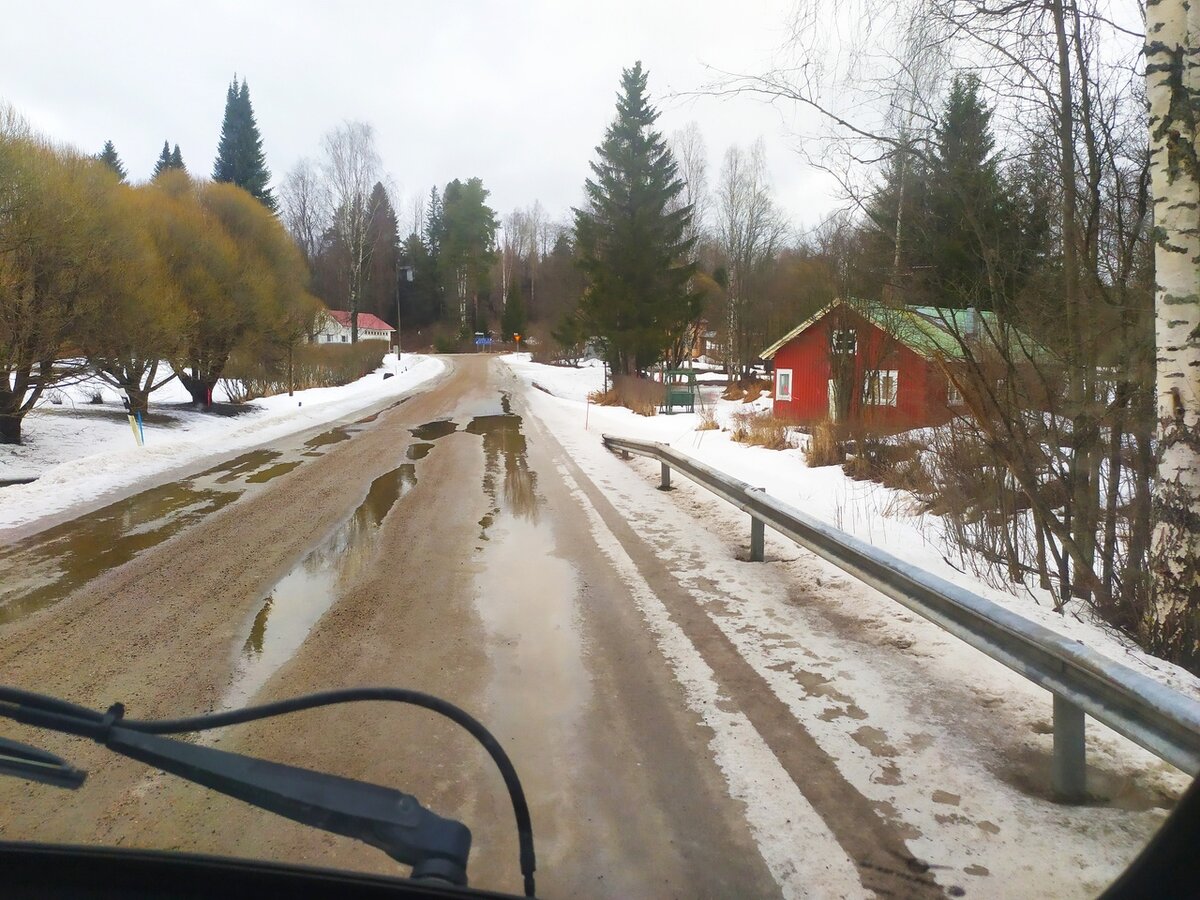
[97,140,126,182]
[151,140,172,178]
[574,62,697,376]
[213,76,276,211]
[501,282,527,341]
[151,141,186,179]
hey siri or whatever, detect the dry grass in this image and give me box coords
[722,377,772,402]
[806,421,845,467]
[695,406,719,431]
[729,409,790,449]
[588,375,662,417]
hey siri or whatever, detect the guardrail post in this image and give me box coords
[660,462,671,490]
[750,517,765,562]
[1052,694,1087,801]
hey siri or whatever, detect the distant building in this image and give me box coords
[311,310,395,344]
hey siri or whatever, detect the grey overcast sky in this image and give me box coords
[0,1,841,233]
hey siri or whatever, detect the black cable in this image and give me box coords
[0,687,537,898]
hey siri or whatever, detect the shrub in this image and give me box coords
[87,389,105,404]
[433,334,460,354]
[223,340,388,400]
[806,421,845,466]
[722,376,772,402]
[729,409,790,449]
[588,374,661,416]
[696,406,719,431]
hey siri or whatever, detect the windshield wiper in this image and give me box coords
[0,686,536,896]
[0,736,86,789]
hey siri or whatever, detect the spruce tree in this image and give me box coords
[212,76,276,211]
[151,140,172,178]
[501,283,527,341]
[925,73,1012,307]
[574,62,697,376]
[169,143,186,172]
[97,140,127,182]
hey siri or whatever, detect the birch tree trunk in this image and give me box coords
[1146,0,1200,665]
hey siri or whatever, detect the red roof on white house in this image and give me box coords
[326,310,394,332]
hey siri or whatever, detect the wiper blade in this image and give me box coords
[0,736,86,789]
[104,724,472,884]
[0,686,537,896]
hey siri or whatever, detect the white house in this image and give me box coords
[312,310,395,344]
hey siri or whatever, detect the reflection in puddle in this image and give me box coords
[466,394,538,531]
[245,461,303,484]
[410,420,458,441]
[0,400,413,628]
[224,463,418,708]
[304,427,352,449]
[470,393,587,833]
[0,485,237,625]
[406,442,434,461]
[208,450,282,483]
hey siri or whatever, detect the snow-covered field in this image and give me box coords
[0,354,445,533]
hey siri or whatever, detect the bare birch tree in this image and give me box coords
[715,138,788,375]
[320,121,384,342]
[278,157,327,265]
[1146,0,1200,665]
[671,121,711,254]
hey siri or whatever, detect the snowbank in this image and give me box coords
[500,353,1200,700]
[0,354,445,532]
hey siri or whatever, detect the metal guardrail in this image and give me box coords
[602,434,1200,799]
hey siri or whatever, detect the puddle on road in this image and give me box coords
[409,420,457,442]
[304,427,352,449]
[0,404,406,627]
[467,393,588,844]
[209,450,283,484]
[466,394,538,531]
[245,461,303,484]
[406,443,434,461]
[0,484,238,625]
[223,463,418,709]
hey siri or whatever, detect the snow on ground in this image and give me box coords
[0,354,444,532]
[506,353,1200,700]
[503,352,1197,899]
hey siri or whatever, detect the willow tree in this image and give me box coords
[83,184,186,415]
[1146,0,1200,666]
[0,133,114,443]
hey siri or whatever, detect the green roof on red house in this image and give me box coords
[760,298,1038,362]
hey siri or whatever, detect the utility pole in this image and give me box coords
[395,265,414,373]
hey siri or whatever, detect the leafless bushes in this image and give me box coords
[588,374,661,416]
[222,340,389,401]
[729,409,790,449]
[695,406,720,431]
[721,376,771,402]
[806,421,845,466]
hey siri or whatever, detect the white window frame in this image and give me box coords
[830,328,857,355]
[775,368,793,401]
[864,369,898,406]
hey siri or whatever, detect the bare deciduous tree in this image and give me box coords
[715,138,789,376]
[320,121,385,343]
[278,157,327,265]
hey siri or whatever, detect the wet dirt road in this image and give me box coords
[0,356,791,898]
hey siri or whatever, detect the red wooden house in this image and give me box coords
[761,298,986,429]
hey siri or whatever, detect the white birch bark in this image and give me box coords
[1147,0,1200,661]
